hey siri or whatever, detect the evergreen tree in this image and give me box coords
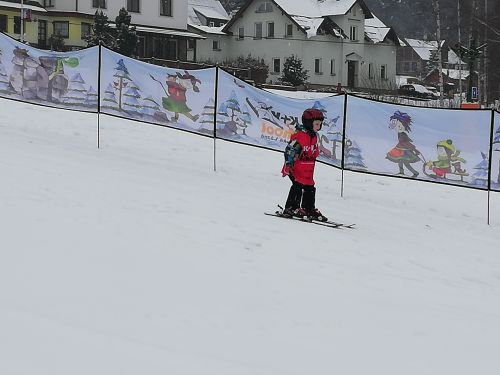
[48,34,65,52]
[141,96,160,117]
[86,10,114,47]
[112,59,133,111]
[122,86,142,115]
[102,83,119,111]
[279,55,309,87]
[85,86,98,108]
[63,73,87,106]
[426,49,440,75]
[471,152,489,187]
[344,139,367,170]
[199,99,216,133]
[115,7,138,57]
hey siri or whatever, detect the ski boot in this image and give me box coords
[307,208,328,222]
[293,208,308,218]
[281,207,296,218]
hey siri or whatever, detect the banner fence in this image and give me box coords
[1,32,499,205]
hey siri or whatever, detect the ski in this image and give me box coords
[264,212,355,229]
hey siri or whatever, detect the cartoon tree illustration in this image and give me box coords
[62,73,87,106]
[141,95,160,117]
[471,152,489,188]
[238,104,252,135]
[216,101,228,131]
[85,86,98,108]
[101,83,119,110]
[111,58,133,110]
[217,90,242,134]
[344,139,367,170]
[122,86,142,115]
[199,98,215,133]
[0,48,12,94]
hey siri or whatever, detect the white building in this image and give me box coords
[193,0,400,88]
[3,0,204,59]
[186,0,230,62]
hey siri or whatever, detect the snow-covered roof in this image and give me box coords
[447,49,466,66]
[364,14,400,45]
[0,1,46,12]
[188,24,226,35]
[405,38,445,61]
[188,0,229,26]
[273,0,371,18]
[442,68,470,80]
[291,16,325,38]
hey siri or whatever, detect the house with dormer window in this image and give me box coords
[202,0,400,88]
[186,0,229,62]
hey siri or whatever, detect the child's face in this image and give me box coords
[313,119,322,132]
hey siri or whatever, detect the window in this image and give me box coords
[330,59,335,75]
[0,15,7,32]
[44,0,55,7]
[209,21,215,27]
[267,22,274,38]
[368,63,374,79]
[352,6,357,16]
[238,27,244,40]
[411,62,417,72]
[349,26,357,41]
[160,0,172,16]
[127,0,140,13]
[315,58,322,74]
[81,22,91,39]
[53,21,69,38]
[380,64,387,79]
[92,0,106,8]
[187,39,195,50]
[285,24,293,37]
[403,61,410,72]
[213,40,220,50]
[14,16,21,34]
[254,22,262,39]
[273,58,280,74]
[256,2,273,12]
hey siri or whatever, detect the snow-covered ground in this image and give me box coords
[1,97,500,375]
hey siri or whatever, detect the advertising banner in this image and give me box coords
[491,111,500,191]
[216,69,345,167]
[0,32,98,112]
[100,47,216,137]
[345,95,492,189]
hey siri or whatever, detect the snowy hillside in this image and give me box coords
[1,97,500,375]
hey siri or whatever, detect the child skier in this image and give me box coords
[281,108,327,221]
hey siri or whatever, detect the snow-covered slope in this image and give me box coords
[1,97,500,375]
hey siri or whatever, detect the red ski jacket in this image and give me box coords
[282,130,319,186]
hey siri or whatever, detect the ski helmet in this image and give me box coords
[302,108,324,131]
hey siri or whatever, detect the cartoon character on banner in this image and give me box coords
[423,139,468,180]
[9,47,79,102]
[151,70,201,122]
[386,110,422,177]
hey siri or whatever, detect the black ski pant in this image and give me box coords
[285,176,316,211]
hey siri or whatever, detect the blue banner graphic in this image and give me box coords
[345,95,492,189]
[0,32,98,112]
[100,47,216,136]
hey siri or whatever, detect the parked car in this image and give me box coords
[398,84,437,99]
